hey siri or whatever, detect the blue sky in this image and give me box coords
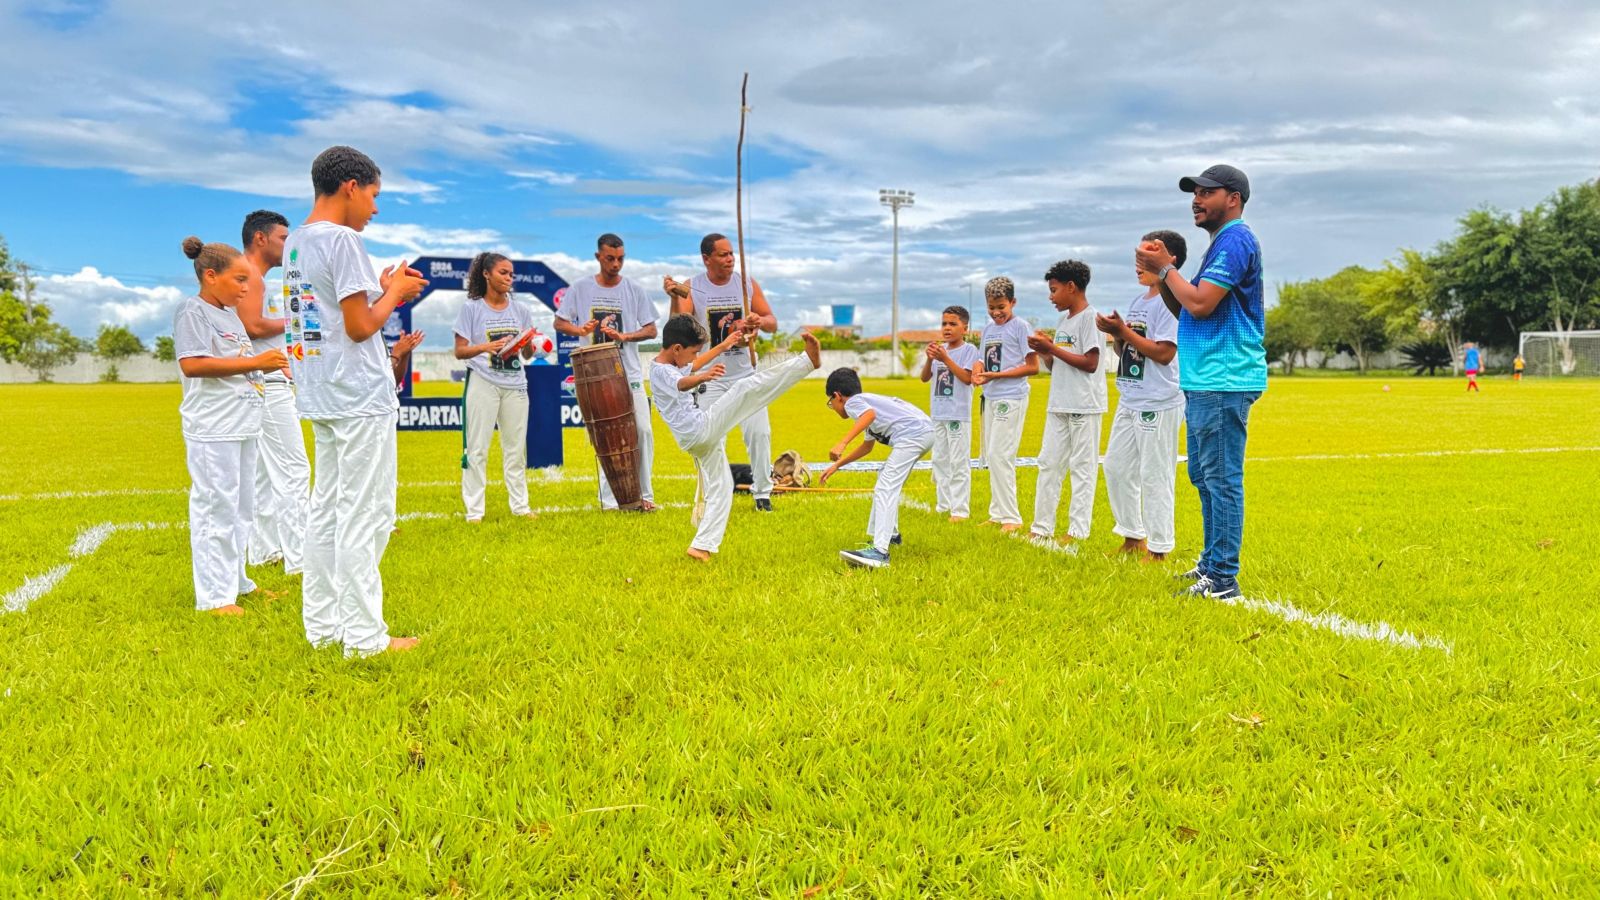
[2,0,1598,348]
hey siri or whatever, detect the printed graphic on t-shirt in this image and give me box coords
[935,367,956,397]
[487,325,522,372]
[1118,322,1148,381]
[590,303,623,345]
[707,302,742,355]
[984,341,1003,373]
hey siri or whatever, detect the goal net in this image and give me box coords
[1518,330,1600,376]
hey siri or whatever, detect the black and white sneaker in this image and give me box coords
[890,532,902,546]
[1175,565,1205,582]
[1180,575,1214,597]
[840,546,890,569]
[1205,580,1242,600]
[754,498,773,512]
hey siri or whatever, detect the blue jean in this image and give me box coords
[1184,390,1260,584]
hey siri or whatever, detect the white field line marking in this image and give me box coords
[4,521,180,613]
[1247,445,1600,463]
[899,498,1451,652]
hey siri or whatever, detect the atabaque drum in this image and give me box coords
[570,343,643,510]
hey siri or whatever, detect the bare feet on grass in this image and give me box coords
[1142,551,1167,563]
[1117,538,1147,555]
[207,604,245,617]
[686,547,712,562]
[385,637,421,654]
[1057,534,1077,547]
[948,515,967,524]
[640,500,657,512]
[801,330,822,368]
[999,523,1023,534]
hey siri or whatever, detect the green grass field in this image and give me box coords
[2,374,1598,895]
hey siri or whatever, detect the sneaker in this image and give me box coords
[1205,580,1242,600]
[840,546,890,569]
[1174,565,1205,582]
[754,498,773,512]
[890,532,902,546]
[1180,575,1214,597]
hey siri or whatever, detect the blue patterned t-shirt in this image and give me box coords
[1178,219,1267,392]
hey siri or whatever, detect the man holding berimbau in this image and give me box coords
[663,232,780,511]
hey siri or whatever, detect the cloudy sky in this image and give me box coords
[2,0,1598,346]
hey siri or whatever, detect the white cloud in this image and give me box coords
[33,268,186,339]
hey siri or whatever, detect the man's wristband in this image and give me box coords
[1157,264,1176,281]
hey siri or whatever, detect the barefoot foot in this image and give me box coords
[801,330,822,368]
[385,636,421,654]
[206,604,245,617]
[686,547,712,562]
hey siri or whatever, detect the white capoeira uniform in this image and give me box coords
[1031,306,1107,540]
[173,294,265,611]
[453,296,537,519]
[558,275,659,509]
[1102,289,1184,554]
[652,355,815,552]
[977,315,1032,525]
[283,220,400,657]
[927,342,982,518]
[247,271,309,573]
[687,271,773,500]
[844,393,935,553]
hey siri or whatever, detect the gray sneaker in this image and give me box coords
[840,546,890,569]
[1175,565,1205,582]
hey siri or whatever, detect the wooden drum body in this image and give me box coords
[569,343,643,510]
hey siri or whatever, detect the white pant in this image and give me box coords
[304,413,397,656]
[1103,403,1182,553]
[697,372,773,500]
[1032,411,1102,539]
[186,437,259,610]
[599,385,655,509]
[867,430,934,552]
[931,419,972,517]
[248,381,309,573]
[982,394,1029,525]
[685,356,814,552]
[462,375,530,519]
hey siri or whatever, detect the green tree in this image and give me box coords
[1362,248,1466,372]
[1518,182,1600,372]
[0,242,83,381]
[95,324,145,359]
[1265,285,1320,374]
[153,335,176,361]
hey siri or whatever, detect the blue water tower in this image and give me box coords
[831,304,855,327]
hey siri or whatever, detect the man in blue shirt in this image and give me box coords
[1136,164,1264,600]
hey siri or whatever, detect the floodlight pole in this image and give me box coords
[879,189,914,376]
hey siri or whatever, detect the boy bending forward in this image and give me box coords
[651,315,821,560]
[819,368,935,569]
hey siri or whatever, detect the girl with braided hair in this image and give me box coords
[452,251,539,521]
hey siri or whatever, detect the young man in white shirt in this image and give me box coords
[555,233,660,511]
[1027,260,1106,547]
[819,368,935,568]
[1100,230,1188,561]
[283,145,428,657]
[233,209,308,575]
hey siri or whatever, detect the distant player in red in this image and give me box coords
[1463,342,1481,392]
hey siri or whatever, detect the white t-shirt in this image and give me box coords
[281,221,394,420]
[255,267,289,385]
[1115,290,1183,412]
[844,393,932,447]
[689,271,756,380]
[454,296,538,390]
[173,295,265,442]
[649,360,704,445]
[929,342,982,422]
[557,275,658,386]
[979,315,1033,401]
[1046,306,1108,414]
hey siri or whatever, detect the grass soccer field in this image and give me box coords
[2,375,1598,895]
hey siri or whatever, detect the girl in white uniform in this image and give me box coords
[453,252,538,522]
[173,236,287,615]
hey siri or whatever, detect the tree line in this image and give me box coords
[1270,178,1600,374]
[0,236,175,381]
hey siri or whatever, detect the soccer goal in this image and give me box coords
[1518,330,1600,376]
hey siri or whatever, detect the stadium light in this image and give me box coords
[879,189,915,376]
